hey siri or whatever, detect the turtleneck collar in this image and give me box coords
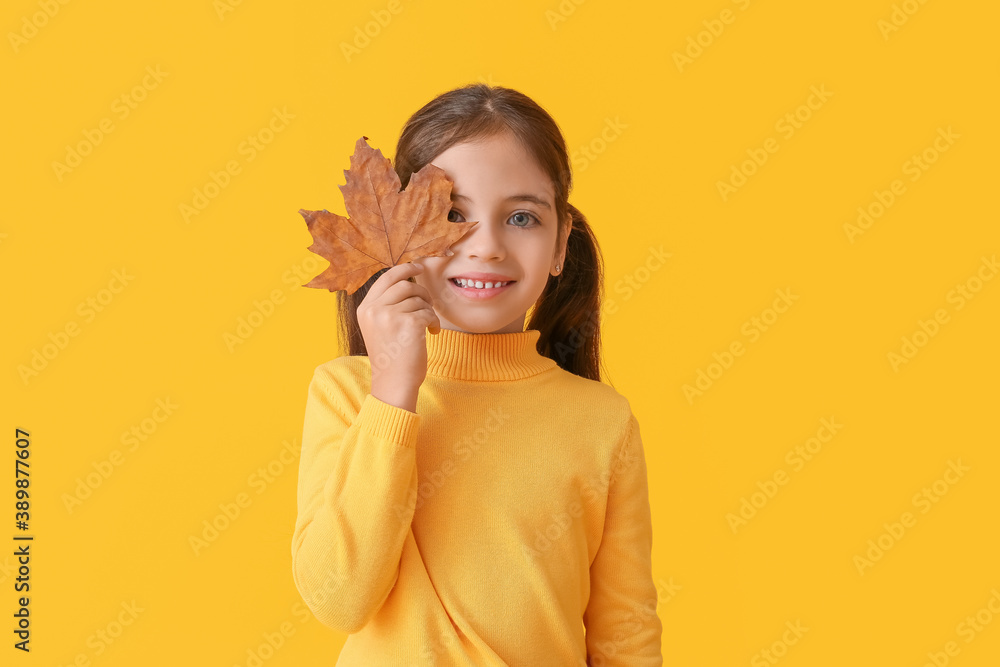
[425,327,557,382]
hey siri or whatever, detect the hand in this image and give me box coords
[357,262,441,412]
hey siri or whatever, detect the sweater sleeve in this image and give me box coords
[290,364,421,634]
[584,412,663,666]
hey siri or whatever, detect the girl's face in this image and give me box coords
[412,132,570,334]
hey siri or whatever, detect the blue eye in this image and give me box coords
[509,211,539,228]
[448,209,540,228]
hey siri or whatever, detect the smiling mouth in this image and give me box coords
[450,278,516,289]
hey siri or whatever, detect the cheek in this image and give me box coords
[412,259,446,284]
[413,265,453,304]
[413,256,445,271]
[527,245,556,272]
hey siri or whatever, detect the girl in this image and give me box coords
[291,83,662,666]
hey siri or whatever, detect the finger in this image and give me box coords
[367,262,423,301]
[381,274,434,306]
[414,308,440,336]
[392,294,433,313]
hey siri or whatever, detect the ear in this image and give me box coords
[553,213,572,274]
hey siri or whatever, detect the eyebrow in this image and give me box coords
[452,193,552,210]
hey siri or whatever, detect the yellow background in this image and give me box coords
[3,0,998,665]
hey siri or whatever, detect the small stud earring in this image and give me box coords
[555,263,561,274]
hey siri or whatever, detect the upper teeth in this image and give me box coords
[455,278,509,289]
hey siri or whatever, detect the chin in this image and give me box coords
[442,312,522,334]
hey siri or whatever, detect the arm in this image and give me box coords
[290,364,421,633]
[584,413,663,666]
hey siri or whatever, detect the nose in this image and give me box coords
[454,217,505,262]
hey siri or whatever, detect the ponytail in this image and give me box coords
[528,203,607,383]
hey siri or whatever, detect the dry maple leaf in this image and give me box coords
[298,136,478,295]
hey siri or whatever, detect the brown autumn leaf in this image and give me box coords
[298,136,478,295]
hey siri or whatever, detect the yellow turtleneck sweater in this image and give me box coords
[291,327,662,666]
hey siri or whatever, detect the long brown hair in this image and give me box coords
[335,83,609,383]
